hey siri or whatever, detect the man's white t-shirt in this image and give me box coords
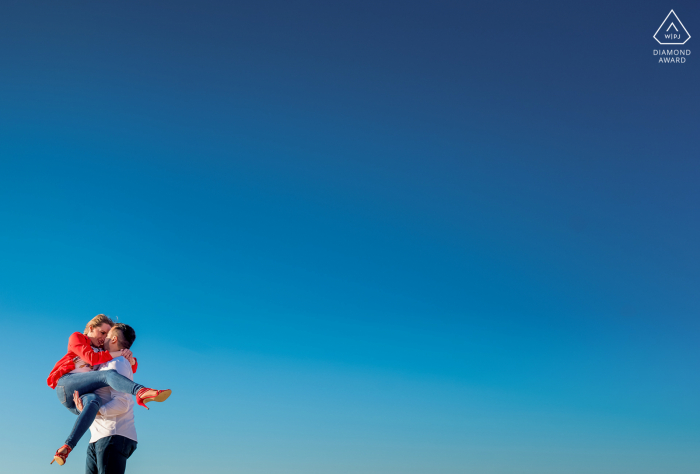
[89,356,137,443]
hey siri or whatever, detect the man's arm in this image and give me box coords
[74,389,131,417]
[98,390,131,417]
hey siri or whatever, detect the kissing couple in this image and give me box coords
[47,314,172,473]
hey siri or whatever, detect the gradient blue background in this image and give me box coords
[1,1,698,473]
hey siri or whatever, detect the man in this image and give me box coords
[74,323,139,474]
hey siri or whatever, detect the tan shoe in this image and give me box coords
[136,388,172,409]
[50,444,72,466]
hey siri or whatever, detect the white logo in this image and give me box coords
[654,10,690,45]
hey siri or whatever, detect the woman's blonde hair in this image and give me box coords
[84,314,114,335]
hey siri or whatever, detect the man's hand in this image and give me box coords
[73,391,83,413]
[120,349,133,359]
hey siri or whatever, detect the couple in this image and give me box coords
[47,314,172,473]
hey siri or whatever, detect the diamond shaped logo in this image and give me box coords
[654,10,691,45]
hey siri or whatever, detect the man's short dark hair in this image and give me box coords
[112,323,136,349]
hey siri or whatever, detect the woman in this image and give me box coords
[47,314,171,466]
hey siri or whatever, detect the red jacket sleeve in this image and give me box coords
[132,358,138,373]
[67,332,113,366]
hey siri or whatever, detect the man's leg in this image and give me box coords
[101,436,137,474]
[92,437,111,474]
[85,441,99,474]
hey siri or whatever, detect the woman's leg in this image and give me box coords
[96,369,145,395]
[55,384,80,415]
[63,393,101,449]
[56,371,145,449]
[58,370,145,400]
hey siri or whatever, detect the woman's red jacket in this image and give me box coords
[47,332,138,389]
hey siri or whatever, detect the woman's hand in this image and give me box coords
[127,356,136,366]
[120,349,133,359]
[73,391,83,413]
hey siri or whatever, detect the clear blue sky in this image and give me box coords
[1,1,698,473]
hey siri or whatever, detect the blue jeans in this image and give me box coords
[86,436,137,474]
[56,371,145,448]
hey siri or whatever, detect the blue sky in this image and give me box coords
[1,1,699,473]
